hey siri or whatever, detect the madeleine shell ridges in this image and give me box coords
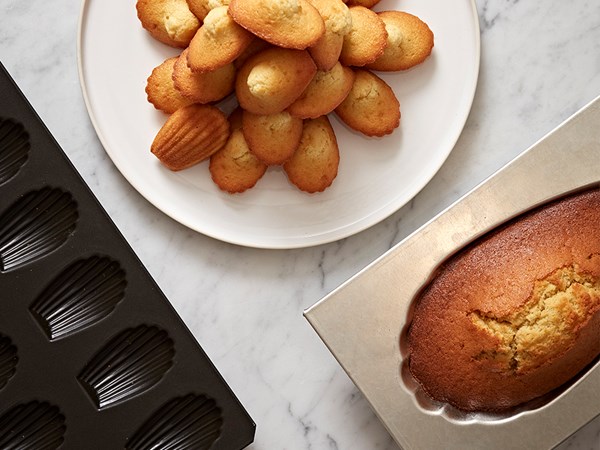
[78,325,175,410]
[0,401,66,450]
[0,334,18,391]
[30,256,127,341]
[0,187,78,272]
[0,117,30,186]
[126,394,223,450]
[151,104,230,171]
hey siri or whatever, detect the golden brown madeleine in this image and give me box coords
[186,0,230,20]
[186,0,211,20]
[172,49,236,103]
[187,6,255,73]
[151,104,230,170]
[367,11,434,71]
[334,69,400,137]
[287,62,355,119]
[136,0,200,48]
[242,111,303,165]
[228,0,325,49]
[339,6,387,67]
[145,57,194,114]
[235,47,317,115]
[209,128,267,193]
[283,116,339,193]
[306,0,352,70]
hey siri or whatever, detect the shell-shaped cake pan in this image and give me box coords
[0,401,66,450]
[126,394,223,450]
[0,63,254,448]
[0,187,78,272]
[30,255,126,340]
[78,325,175,410]
[0,117,29,186]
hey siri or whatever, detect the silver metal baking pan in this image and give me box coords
[304,95,600,450]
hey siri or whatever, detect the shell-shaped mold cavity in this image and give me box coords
[78,325,175,410]
[0,334,18,391]
[126,394,223,450]
[0,401,66,450]
[30,256,127,340]
[0,187,78,272]
[0,118,30,185]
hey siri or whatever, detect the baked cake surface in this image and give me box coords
[407,188,600,411]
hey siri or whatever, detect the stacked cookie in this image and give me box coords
[137,0,434,193]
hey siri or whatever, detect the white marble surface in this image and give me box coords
[1,0,599,449]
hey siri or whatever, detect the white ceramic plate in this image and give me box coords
[77,0,480,249]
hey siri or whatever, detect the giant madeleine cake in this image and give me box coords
[407,188,600,412]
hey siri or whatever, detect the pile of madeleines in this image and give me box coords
[137,0,434,193]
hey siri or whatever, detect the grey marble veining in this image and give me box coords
[1,0,599,448]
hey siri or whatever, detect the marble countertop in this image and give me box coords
[1,0,599,448]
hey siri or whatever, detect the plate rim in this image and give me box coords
[76,0,481,249]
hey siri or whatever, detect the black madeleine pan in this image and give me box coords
[0,62,255,449]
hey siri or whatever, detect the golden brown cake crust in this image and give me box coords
[287,62,354,119]
[228,0,325,49]
[306,0,352,70]
[145,57,194,114]
[334,69,400,137]
[209,128,267,193]
[339,6,387,67]
[186,0,231,20]
[187,6,254,73]
[151,104,230,170]
[283,116,339,193]
[367,11,434,72]
[172,49,236,104]
[407,188,600,412]
[242,111,303,165]
[136,0,200,48]
[235,47,317,115]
